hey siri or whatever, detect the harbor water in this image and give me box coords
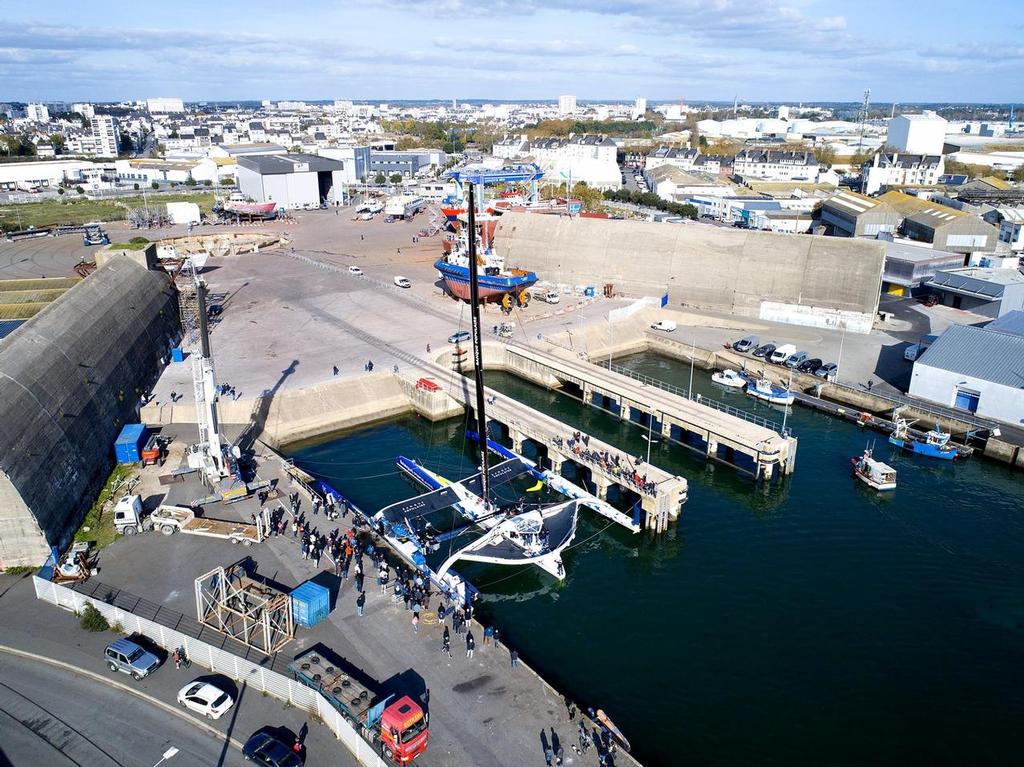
[288,352,1024,767]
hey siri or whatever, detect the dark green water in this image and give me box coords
[288,353,1024,767]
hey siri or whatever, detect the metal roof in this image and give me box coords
[917,324,1024,388]
[238,153,344,174]
[926,267,1024,300]
[985,310,1024,337]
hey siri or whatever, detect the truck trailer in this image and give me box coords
[113,495,269,545]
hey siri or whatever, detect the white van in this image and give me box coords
[769,343,797,364]
[651,320,677,332]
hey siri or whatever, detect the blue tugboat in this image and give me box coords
[888,417,960,460]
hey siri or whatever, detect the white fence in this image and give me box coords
[33,576,388,767]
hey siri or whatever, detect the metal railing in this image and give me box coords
[607,362,784,433]
[825,380,996,431]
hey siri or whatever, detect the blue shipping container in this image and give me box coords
[114,423,148,464]
[171,347,185,362]
[291,581,330,628]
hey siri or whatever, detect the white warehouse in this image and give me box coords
[886,112,948,156]
[237,153,347,209]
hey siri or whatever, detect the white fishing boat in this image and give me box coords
[711,369,746,388]
[851,446,897,491]
[745,376,795,406]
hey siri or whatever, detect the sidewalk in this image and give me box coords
[0,572,355,767]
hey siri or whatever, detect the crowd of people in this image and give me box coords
[555,432,658,497]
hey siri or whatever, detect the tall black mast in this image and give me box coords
[466,182,490,505]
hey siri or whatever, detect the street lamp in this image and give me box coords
[153,746,179,766]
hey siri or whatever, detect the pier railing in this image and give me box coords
[824,381,996,432]
[607,362,784,434]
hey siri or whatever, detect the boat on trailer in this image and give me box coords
[851,446,897,491]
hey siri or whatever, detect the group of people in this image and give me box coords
[218,383,241,400]
[556,433,658,497]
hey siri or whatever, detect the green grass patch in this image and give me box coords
[74,463,135,551]
[3,565,37,575]
[0,192,216,230]
[79,603,110,632]
[107,241,151,251]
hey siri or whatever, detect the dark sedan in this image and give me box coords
[752,342,776,359]
[798,357,822,373]
[242,732,302,767]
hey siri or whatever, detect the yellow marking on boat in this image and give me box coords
[526,480,544,492]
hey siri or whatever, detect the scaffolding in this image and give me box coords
[194,563,294,655]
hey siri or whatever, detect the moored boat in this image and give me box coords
[711,369,746,388]
[888,417,960,460]
[745,376,795,405]
[851,446,897,490]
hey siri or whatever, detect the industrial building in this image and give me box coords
[318,145,371,183]
[237,153,347,209]
[820,190,903,237]
[369,149,446,179]
[886,112,948,155]
[0,258,179,568]
[909,315,1024,423]
[881,240,963,294]
[876,191,1000,256]
[497,212,885,332]
[924,267,1024,318]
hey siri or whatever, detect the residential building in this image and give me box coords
[237,153,348,208]
[26,103,50,123]
[909,319,1024,423]
[820,190,903,237]
[494,134,620,190]
[558,95,577,116]
[886,112,948,155]
[643,166,734,201]
[862,153,944,195]
[995,208,1024,252]
[71,103,95,119]
[732,149,819,182]
[90,115,120,157]
[924,267,1024,318]
[147,97,184,114]
[633,98,647,120]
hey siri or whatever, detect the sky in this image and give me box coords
[1,0,1021,103]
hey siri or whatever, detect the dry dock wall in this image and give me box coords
[0,258,179,568]
[497,213,886,333]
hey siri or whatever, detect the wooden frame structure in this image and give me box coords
[194,563,293,655]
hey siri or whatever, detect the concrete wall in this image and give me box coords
[498,213,885,332]
[0,257,179,568]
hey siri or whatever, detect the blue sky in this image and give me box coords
[1,0,1020,103]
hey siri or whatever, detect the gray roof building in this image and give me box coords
[985,309,1024,337]
[821,190,903,237]
[925,266,1024,318]
[237,153,344,175]
[882,240,964,288]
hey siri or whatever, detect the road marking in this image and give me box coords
[0,644,244,751]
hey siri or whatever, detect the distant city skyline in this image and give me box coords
[2,0,1020,103]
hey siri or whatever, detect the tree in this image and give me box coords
[220,176,234,186]
[185,174,197,187]
[1013,165,1024,183]
[133,183,140,190]
[374,172,386,184]
[389,173,403,184]
[49,133,65,152]
[75,186,84,194]
[571,181,604,213]
[203,179,212,186]
[815,145,836,167]
[151,181,159,189]
[79,603,109,632]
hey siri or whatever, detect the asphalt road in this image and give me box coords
[0,653,247,767]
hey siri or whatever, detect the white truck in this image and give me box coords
[651,320,677,332]
[113,495,268,545]
[769,343,797,364]
[384,195,425,219]
[528,287,561,304]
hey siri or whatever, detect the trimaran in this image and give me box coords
[373,182,579,583]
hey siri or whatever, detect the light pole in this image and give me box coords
[153,746,179,766]
[836,325,846,383]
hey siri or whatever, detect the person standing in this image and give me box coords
[483,625,493,646]
[442,626,452,658]
[356,591,365,617]
[510,649,518,669]
[466,630,475,659]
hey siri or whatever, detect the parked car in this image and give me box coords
[651,320,677,332]
[347,266,364,276]
[242,732,302,767]
[393,276,412,289]
[104,638,160,680]
[814,362,838,380]
[752,342,777,359]
[784,351,809,369]
[798,357,822,373]
[177,680,235,719]
[448,330,471,344]
[769,344,797,365]
[733,335,759,353]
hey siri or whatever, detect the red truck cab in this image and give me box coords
[379,695,429,763]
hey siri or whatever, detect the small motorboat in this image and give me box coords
[851,446,897,490]
[595,708,632,753]
[745,376,795,406]
[888,417,960,460]
[712,368,746,388]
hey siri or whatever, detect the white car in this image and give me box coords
[177,681,234,719]
[348,266,364,276]
[393,276,412,289]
